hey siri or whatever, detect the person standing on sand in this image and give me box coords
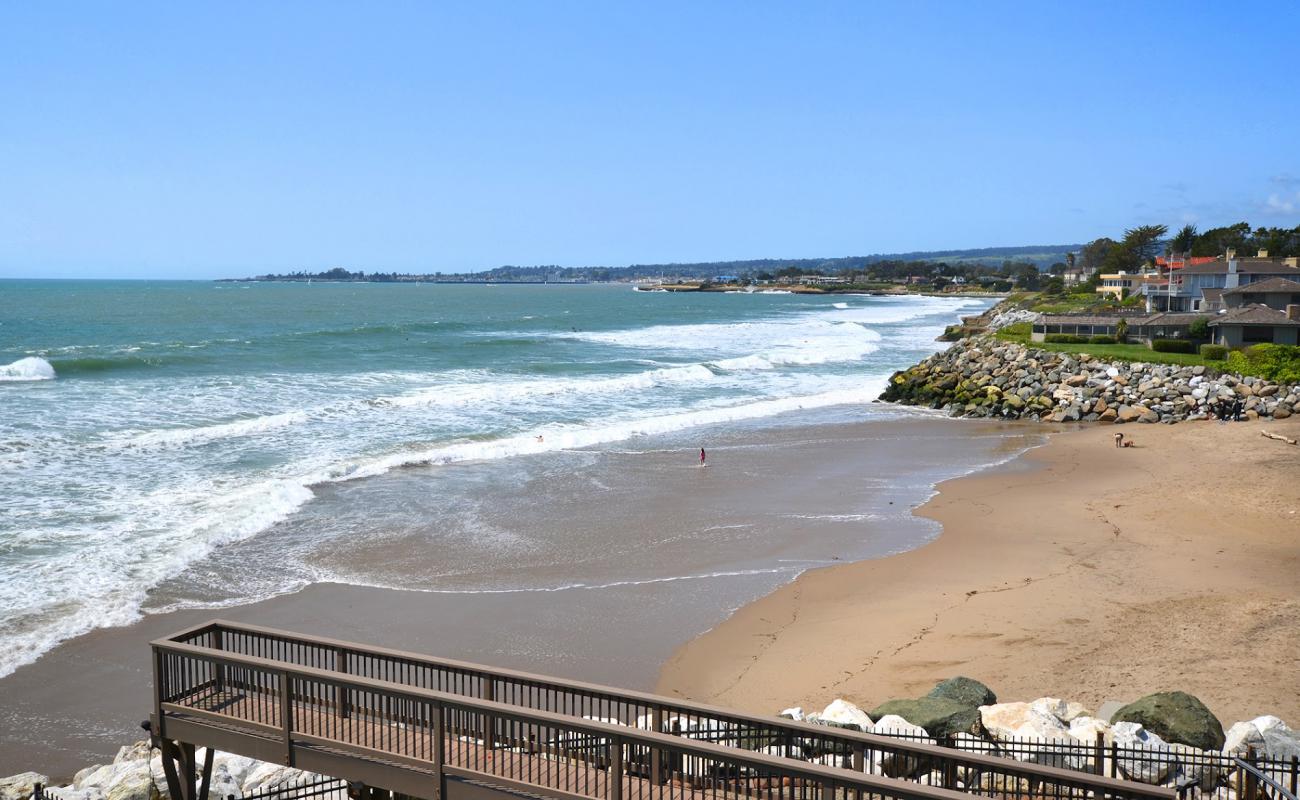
[700,447,707,466]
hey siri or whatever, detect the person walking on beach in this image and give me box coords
[699,447,707,467]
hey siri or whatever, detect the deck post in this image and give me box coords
[482,679,496,752]
[608,737,624,800]
[281,671,294,766]
[158,740,184,800]
[650,707,665,785]
[211,627,225,697]
[180,742,198,800]
[152,648,167,740]
[1244,746,1258,800]
[432,702,445,800]
[1094,731,1105,776]
[198,746,214,800]
[851,744,864,773]
[337,647,350,718]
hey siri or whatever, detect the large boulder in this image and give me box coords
[1223,716,1292,756]
[1110,691,1225,751]
[927,676,996,708]
[1,773,49,800]
[869,715,933,778]
[1030,697,1089,723]
[1068,716,1112,743]
[1262,727,1300,761]
[871,697,979,738]
[103,769,160,800]
[1112,722,1174,785]
[980,701,1070,741]
[819,699,873,731]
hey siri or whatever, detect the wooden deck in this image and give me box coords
[149,621,1175,800]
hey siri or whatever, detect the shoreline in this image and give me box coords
[656,417,1300,725]
[0,412,1039,780]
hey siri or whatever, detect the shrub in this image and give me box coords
[1188,317,1211,339]
[1225,344,1300,383]
[1152,339,1195,353]
[1044,333,1086,344]
[1199,344,1228,361]
[1090,335,1117,344]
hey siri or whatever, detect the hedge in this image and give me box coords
[1225,344,1300,383]
[1199,344,1228,361]
[1044,334,1087,344]
[1089,335,1118,344]
[1151,339,1196,353]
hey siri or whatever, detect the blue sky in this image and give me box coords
[2,2,1298,279]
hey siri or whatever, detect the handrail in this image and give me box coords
[154,629,1174,800]
[154,639,981,800]
[1234,757,1299,800]
[172,621,1167,794]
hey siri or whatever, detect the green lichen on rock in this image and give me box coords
[870,697,981,738]
[1110,691,1225,751]
[927,676,997,708]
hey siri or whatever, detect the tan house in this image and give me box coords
[1095,270,1163,300]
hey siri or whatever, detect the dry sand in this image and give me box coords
[658,418,1300,725]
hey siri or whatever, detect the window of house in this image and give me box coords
[1244,326,1274,343]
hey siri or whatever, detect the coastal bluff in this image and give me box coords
[881,337,1299,423]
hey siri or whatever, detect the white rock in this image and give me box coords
[211,756,258,789]
[1112,722,1174,784]
[819,699,873,731]
[103,769,159,800]
[1068,715,1111,742]
[1030,697,1089,723]
[980,702,1069,741]
[870,715,933,778]
[1223,715,1290,754]
[778,707,804,722]
[1262,728,1300,761]
[204,765,241,800]
[1,773,50,800]
[1170,744,1221,791]
[113,744,152,765]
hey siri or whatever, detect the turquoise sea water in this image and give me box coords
[0,280,989,677]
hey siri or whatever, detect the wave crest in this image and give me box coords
[0,357,56,382]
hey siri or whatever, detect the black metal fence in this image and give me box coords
[864,729,1299,800]
[240,775,347,800]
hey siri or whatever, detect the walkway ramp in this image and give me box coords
[150,621,1172,800]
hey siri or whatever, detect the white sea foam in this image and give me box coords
[0,292,995,679]
[0,356,56,382]
[832,302,850,309]
[106,410,311,449]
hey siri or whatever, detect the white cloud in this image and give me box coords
[1264,192,1298,214]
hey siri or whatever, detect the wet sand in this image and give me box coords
[0,413,1039,779]
[658,418,1300,727]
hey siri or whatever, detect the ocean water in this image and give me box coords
[0,280,991,678]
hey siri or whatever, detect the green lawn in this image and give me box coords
[995,323,1212,367]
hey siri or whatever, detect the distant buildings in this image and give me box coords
[1140,249,1300,312]
[1033,250,1300,347]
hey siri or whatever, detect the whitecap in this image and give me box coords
[0,357,56,382]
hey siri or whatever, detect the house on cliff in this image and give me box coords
[1141,249,1300,312]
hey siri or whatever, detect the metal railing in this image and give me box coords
[1231,757,1299,800]
[241,775,348,800]
[154,621,1172,800]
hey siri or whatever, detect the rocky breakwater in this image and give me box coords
[881,337,1300,423]
[781,679,1300,797]
[0,742,334,800]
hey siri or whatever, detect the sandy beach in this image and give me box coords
[658,417,1300,726]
